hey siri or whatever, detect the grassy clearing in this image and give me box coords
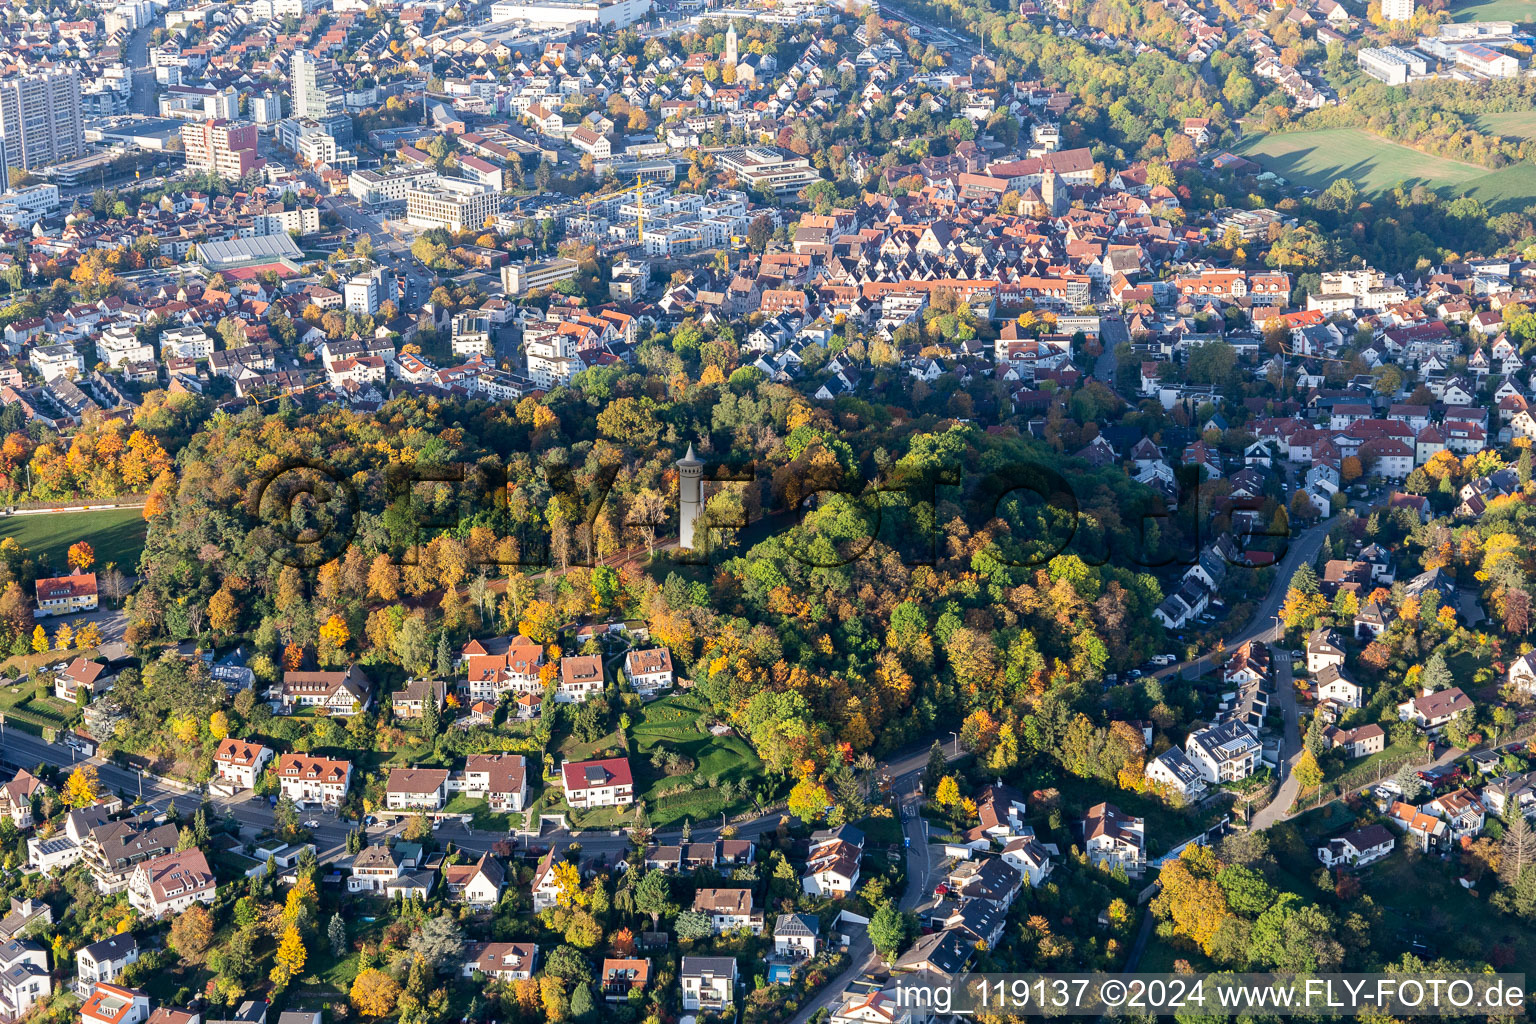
[0,507,147,573]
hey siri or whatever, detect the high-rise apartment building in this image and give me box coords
[1381,0,1414,20]
[290,51,342,120]
[180,119,262,178]
[0,70,86,171]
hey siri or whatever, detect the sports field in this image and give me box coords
[0,507,147,574]
[1236,127,1536,213]
[1451,0,1533,22]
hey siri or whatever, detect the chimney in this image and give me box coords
[1423,684,1436,698]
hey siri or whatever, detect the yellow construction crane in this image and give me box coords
[586,178,650,244]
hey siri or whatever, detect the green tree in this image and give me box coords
[868,903,910,959]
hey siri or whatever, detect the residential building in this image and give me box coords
[1315,824,1395,868]
[1323,723,1385,759]
[1082,802,1144,874]
[126,849,216,919]
[443,853,506,906]
[280,665,373,715]
[180,120,260,177]
[34,568,97,617]
[461,754,529,812]
[213,738,273,790]
[561,757,633,808]
[1145,747,1207,799]
[465,942,538,981]
[1306,627,1346,674]
[79,984,150,1024]
[557,654,605,702]
[54,658,113,703]
[0,939,49,1024]
[0,70,86,171]
[0,772,41,829]
[691,888,763,934]
[802,826,863,897]
[680,957,736,1012]
[274,754,352,807]
[74,935,139,999]
[624,648,674,697]
[1185,719,1261,783]
[406,177,499,232]
[385,768,450,812]
[1397,686,1473,732]
[600,959,648,1001]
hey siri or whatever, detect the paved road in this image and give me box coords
[125,25,157,117]
[790,784,939,1024]
[1250,648,1302,830]
[1151,516,1334,684]
[0,721,963,867]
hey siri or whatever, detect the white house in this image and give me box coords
[1306,627,1347,674]
[465,942,538,981]
[1508,652,1536,695]
[275,754,352,807]
[1145,747,1207,800]
[1315,824,1394,869]
[802,826,864,897]
[442,853,506,907]
[680,957,736,1012]
[460,754,528,812]
[692,888,764,934]
[79,984,150,1024]
[73,935,139,999]
[1082,803,1144,874]
[624,648,674,697]
[385,768,449,813]
[561,757,633,809]
[126,849,216,919]
[1185,719,1261,783]
[773,913,819,959]
[1315,664,1362,709]
[213,738,272,791]
[1397,686,1473,732]
[0,939,50,1023]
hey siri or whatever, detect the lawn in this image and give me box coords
[0,680,75,735]
[1473,112,1536,141]
[1235,128,1488,193]
[1237,128,1536,214]
[0,507,147,574]
[1451,0,1534,22]
[557,693,764,828]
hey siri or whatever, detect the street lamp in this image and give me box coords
[950,731,959,758]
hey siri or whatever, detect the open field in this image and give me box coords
[1235,128,1487,192]
[0,507,147,573]
[1473,112,1536,140]
[1451,0,1534,22]
[1237,128,1536,214]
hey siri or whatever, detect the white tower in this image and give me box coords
[724,23,738,66]
[677,444,703,550]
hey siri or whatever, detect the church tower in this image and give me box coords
[1043,169,1069,217]
[724,23,738,66]
[677,444,703,550]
